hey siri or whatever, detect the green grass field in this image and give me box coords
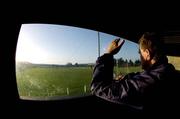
[16,63,141,100]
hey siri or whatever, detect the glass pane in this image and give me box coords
[99,32,141,78]
[16,24,98,100]
[167,56,180,70]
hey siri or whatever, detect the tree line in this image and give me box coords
[114,58,141,67]
[66,58,141,67]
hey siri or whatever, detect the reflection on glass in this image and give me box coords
[16,24,141,100]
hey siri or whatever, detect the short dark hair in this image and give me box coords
[139,32,165,61]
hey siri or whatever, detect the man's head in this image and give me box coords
[138,32,165,70]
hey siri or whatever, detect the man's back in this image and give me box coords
[91,54,177,113]
[142,61,178,115]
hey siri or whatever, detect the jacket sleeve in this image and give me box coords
[90,54,156,109]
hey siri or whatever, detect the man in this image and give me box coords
[91,32,176,112]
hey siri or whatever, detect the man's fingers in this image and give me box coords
[118,39,125,47]
[114,38,120,44]
[107,38,125,55]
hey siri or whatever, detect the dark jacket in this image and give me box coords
[91,54,176,111]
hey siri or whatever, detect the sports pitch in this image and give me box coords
[16,64,141,100]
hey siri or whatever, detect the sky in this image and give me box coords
[16,24,139,65]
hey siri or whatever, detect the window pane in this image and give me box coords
[16,24,98,100]
[167,56,180,70]
[99,33,141,78]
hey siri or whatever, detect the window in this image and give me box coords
[16,24,140,100]
[167,56,180,70]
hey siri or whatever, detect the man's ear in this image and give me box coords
[145,49,151,60]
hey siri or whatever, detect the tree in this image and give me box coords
[118,57,124,67]
[134,59,141,66]
[114,58,118,67]
[128,59,134,66]
[66,62,72,66]
[124,59,128,67]
[74,63,79,67]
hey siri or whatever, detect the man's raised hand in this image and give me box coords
[106,38,125,55]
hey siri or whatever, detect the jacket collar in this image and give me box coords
[147,56,168,71]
